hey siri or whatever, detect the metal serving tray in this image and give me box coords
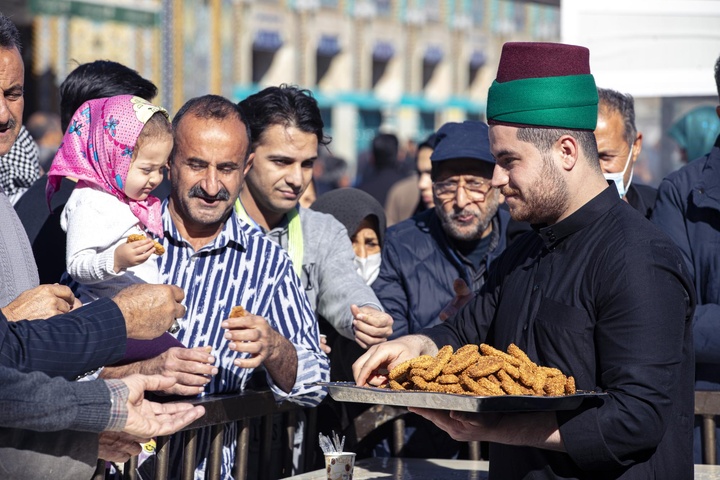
[321,382,605,413]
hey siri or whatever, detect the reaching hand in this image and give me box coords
[97,431,148,463]
[1,284,80,321]
[222,313,282,369]
[438,278,473,321]
[119,374,205,438]
[114,238,155,272]
[319,334,331,355]
[352,335,436,387]
[135,346,218,396]
[112,284,186,340]
[351,305,393,348]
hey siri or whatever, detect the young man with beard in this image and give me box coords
[237,85,392,350]
[372,121,511,339]
[354,42,694,480]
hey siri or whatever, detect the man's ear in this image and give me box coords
[243,152,255,176]
[631,132,643,165]
[557,135,579,171]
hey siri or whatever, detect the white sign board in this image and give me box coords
[562,0,720,98]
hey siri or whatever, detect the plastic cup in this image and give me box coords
[324,452,355,480]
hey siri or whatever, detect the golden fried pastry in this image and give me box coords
[389,380,407,390]
[127,233,164,255]
[152,241,165,255]
[411,355,436,369]
[478,377,505,396]
[539,366,564,377]
[442,344,481,374]
[498,369,524,395]
[388,359,415,381]
[229,305,247,317]
[507,343,535,366]
[465,356,503,378]
[127,233,146,243]
[543,375,567,396]
[565,376,576,395]
[480,344,522,367]
[417,345,453,381]
[436,374,460,384]
[459,373,490,395]
[376,343,578,398]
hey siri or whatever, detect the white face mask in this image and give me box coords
[603,145,634,198]
[353,253,382,285]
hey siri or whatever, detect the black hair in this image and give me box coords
[597,87,637,146]
[59,60,158,132]
[238,84,329,151]
[171,94,251,162]
[516,127,600,172]
[0,13,21,52]
[371,133,399,169]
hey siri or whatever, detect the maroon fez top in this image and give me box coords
[495,42,591,83]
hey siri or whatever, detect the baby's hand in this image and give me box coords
[114,239,155,272]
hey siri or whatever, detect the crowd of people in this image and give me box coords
[2,8,720,480]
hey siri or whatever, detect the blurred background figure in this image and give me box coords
[312,187,386,288]
[310,187,387,456]
[298,178,318,208]
[668,105,720,164]
[25,111,62,173]
[0,126,40,204]
[357,132,408,206]
[385,133,436,226]
[315,154,350,196]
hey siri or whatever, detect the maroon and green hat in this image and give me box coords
[487,42,598,131]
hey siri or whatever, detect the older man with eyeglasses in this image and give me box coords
[372,121,513,340]
[369,120,514,458]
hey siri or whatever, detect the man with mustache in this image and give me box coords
[373,121,511,340]
[354,42,694,479]
[101,94,328,479]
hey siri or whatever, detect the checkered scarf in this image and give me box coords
[0,126,40,196]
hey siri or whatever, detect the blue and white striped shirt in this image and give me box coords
[158,203,328,479]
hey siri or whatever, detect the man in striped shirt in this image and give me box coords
[111,95,328,479]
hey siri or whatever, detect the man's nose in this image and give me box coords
[491,165,508,189]
[201,167,221,195]
[286,164,303,188]
[0,98,11,125]
[454,183,471,209]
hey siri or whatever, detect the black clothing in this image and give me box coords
[624,182,657,219]
[427,186,695,479]
[358,167,408,207]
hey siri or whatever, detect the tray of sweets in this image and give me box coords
[321,382,606,413]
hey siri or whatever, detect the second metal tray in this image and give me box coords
[322,382,605,413]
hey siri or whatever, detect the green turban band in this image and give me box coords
[487,74,598,130]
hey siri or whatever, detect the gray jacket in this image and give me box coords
[0,190,38,306]
[266,208,382,340]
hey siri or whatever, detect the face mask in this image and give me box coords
[603,145,634,198]
[354,252,382,285]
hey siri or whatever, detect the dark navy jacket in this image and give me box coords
[373,207,511,339]
[652,137,720,391]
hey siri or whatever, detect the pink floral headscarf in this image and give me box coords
[46,95,169,237]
